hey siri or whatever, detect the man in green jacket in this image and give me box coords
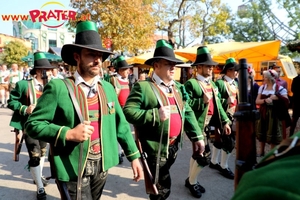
[232,131,300,200]
[25,21,143,200]
[8,52,55,200]
[212,58,239,180]
[123,39,205,200]
[184,46,231,198]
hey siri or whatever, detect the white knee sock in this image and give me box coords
[210,146,221,164]
[40,156,45,177]
[0,91,4,104]
[189,159,202,185]
[188,157,194,178]
[30,166,43,190]
[220,150,231,169]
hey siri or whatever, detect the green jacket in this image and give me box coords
[25,78,140,181]
[215,77,238,114]
[123,80,203,158]
[184,78,230,131]
[8,79,38,130]
[232,131,300,200]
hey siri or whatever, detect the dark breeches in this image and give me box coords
[24,133,47,167]
[147,144,179,200]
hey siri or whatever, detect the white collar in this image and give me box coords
[223,75,234,84]
[196,74,210,83]
[152,72,174,86]
[74,71,101,86]
[117,73,128,81]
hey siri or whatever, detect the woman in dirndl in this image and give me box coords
[255,69,290,156]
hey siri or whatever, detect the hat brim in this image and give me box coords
[117,65,133,69]
[191,60,218,66]
[30,66,55,75]
[145,56,184,66]
[220,62,238,74]
[62,44,113,66]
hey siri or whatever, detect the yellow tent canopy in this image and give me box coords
[126,51,188,65]
[174,40,281,64]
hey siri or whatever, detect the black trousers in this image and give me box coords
[24,133,47,167]
[57,159,108,200]
[147,144,179,200]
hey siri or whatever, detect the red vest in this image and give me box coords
[168,95,182,138]
[117,79,130,107]
[87,94,101,155]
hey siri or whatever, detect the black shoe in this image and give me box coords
[209,162,222,171]
[118,154,123,164]
[185,178,203,198]
[37,188,47,200]
[220,167,234,179]
[33,176,49,187]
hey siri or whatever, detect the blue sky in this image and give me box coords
[0,0,245,36]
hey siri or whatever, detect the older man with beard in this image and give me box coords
[25,21,143,200]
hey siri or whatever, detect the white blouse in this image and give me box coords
[258,83,287,96]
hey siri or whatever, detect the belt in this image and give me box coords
[88,140,102,160]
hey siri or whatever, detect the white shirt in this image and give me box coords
[74,71,100,97]
[258,83,287,96]
[0,70,10,83]
[152,72,174,93]
[196,74,210,84]
[10,70,23,83]
[117,73,128,82]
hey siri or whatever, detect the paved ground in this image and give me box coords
[1,107,296,200]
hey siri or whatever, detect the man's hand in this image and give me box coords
[65,121,94,142]
[192,140,205,156]
[26,104,36,115]
[223,124,231,135]
[131,158,144,182]
[159,106,170,121]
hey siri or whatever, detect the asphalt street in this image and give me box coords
[0,107,236,200]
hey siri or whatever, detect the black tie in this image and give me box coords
[161,83,172,93]
[205,80,210,85]
[82,83,96,97]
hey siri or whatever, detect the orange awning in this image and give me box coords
[175,40,281,64]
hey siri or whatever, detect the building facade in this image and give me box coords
[12,20,75,52]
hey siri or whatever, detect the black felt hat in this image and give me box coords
[191,46,218,66]
[145,39,184,66]
[61,21,113,66]
[30,52,55,75]
[112,55,132,69]
[220,58,238,74]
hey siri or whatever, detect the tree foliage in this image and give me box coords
[69,0,156,54]
[189,0,231,44]
[2,41,29,67]
[227,1,274,42]
[153,0,231,48]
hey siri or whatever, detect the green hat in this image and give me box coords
[61,21,113,66]
[220,57,238,74]
[191,46,218,66]
[144,39,184,66]
[112,55,132,69]
[30,52,55,75]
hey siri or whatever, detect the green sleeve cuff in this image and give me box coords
[190,134,204,142]
[19,105,28,116]
[54,126,71,147]
[126,151,141,162]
